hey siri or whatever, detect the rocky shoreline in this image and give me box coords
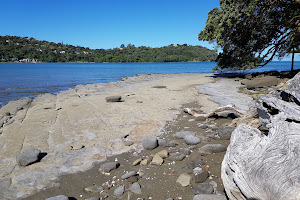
[0,71,296,200]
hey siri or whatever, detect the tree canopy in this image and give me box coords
[199,0,300,71]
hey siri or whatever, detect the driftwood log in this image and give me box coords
[222,72,300,200]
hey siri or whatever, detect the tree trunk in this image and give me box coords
[291,47,295,71]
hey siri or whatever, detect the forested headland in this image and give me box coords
[0,36,217,63]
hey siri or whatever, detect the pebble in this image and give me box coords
[156,150,168,158]
[142,137,158,150]
[187,159,206,169]
[105,96,122,102]
[199,144,227,154]
[193,194,227,200]
[126,176,139,183]
[133,158,142,166]
[85,198,100,200]
[194,171,209,183]
[184,135,201,145]
[175,131,195,139]
[176,173,192,187]
[140,159,150,166]
[180,148,191,155]
[151,154,164,166]
[16,148,41,166]
[114,185,125,196]
[84,185,104,193]
[198,124,208,129]
[99,162,119,173]
[45,195,69,200]
[121,171,137,179]
[165,140,178,147]
[129,182,142,194]
[158,139,167,146]
[194,183,214,194]
[137,100,143,103]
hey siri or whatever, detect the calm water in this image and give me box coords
[0,61,299,107]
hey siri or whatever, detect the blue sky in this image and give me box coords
[0,0,298,61]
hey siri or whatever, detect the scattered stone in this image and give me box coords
[175,131,195,139]
[16,148,41,166]
[176,173,192,187]
[195,171,209,183]
[114,185,125,196]
[158,139,167,147]
[198,124,208,129]
[45,195,69,200]
[99,162,119,173]
[151,154,164,166]
[193,194,227,200]
[194,183,214,194]
[140,159,150,166]
[129,182,142,194]
[165,140,178,147]
[105,96,122,102]
[180,148,191,155]
[142,137,158,150]
[124,140,134,146]
[199,144,227,154]
[133,158,142,166]
[121,171,137,179]
[156,150,168,158]
[84,185,104,193]
[184,135,201,145]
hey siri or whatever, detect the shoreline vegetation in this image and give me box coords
[0,36,217,63]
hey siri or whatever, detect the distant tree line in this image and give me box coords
[0,36,217,63]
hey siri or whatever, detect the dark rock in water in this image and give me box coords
[142,137,158,150]
[114,185,125,196]
[129,182,142,194]
[105,96,122,102]
[16,148,41,166]
[193,194,227,200]
[121,171,137,179]
[45,195,69,200]
[99,162,120,173]
[194,183,214,194]
[165,140,178,147]
[175,131,195,139]
[195,171,209,183]
[199,144,227,154]
[184,135,201,145]
[216,127,235,140]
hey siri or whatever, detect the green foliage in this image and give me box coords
[0,36,217,63]
[199,0,300,71]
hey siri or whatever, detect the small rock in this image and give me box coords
[194,183,214,195]
[133,158,142,166]
[16,148,41,166]
[114,185,125,196]
[158,139,167,146]
[152,85,167,88]
[165,140,178,147]
[176,173,192,187]
[198,124,208,129]
[142,137,158,150]
[180,148,191,155]
[151,154,164,166]
[45,195,69,200]
[187,159,206,169]
[170,152,186,161]
[121,171,137,179]
[184,135,201,145]
[156,150,168,158]
[137,100,143,103]
[194,171,209,183]
[216,127,235,140]
[175,131,195,139]
[105,96,122,102]
[126,176,139,183]
[84,185,104,193]
[209,181,218,189]
[193,194,227,200]
[99,162,119,173]
[129,182,142,194]
[124,140,134,146]
[140,159,150,166]
[199,144,227,154]
[71,144,84,150]
[85,198,100,200]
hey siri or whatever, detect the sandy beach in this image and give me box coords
[0,71,284,199]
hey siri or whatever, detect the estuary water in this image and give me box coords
[0,61,299,107]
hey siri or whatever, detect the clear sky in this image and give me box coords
[0,0,298,61]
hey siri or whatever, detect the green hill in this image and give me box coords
[0,36,217,63]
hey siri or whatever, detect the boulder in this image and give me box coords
[16,148,41,166]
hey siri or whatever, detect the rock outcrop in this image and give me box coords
[222,72,300,200]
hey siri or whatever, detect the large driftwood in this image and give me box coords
[222,72,300,200]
